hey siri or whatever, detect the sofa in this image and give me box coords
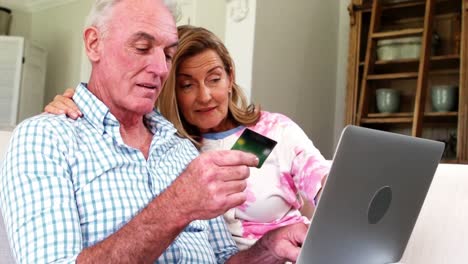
[0,129,467,263]
[0,130,14,263]
[399,163,468,264]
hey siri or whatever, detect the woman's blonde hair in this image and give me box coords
[157,25,260,148]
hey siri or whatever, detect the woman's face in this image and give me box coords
[176,49,234,133]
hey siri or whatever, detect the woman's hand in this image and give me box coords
[44,88,81,119]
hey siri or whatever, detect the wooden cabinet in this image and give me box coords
[346,0,467,163]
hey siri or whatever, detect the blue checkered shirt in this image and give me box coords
[0,84,238,263]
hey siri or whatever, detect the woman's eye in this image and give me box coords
[180,83,192,89]
[210,78,221,83]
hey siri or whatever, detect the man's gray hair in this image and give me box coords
[84,0,178,30]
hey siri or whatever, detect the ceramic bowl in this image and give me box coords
[431,85,458,112]
[376,88,400,113]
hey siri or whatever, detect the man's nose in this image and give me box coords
[145,48,169,78]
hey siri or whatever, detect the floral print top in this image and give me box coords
[201,111,331,250]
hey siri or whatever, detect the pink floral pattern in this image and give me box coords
[237,182,256,212]
[250,112,290,136]
[277,172,301,209]
[202,111,330,249]
[242,215,309,239]
[292,146,330,204]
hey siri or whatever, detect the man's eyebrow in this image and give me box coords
[130,31,156,42]
[130,32,179,50]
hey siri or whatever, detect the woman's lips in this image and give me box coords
[196,106,217,113]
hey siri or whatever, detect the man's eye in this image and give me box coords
[135,46,150,53]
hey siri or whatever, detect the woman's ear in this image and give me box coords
[83,27,101,62]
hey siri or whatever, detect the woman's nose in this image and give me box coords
[197,84,212,103]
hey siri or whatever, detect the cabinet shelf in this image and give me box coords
[374,58,419,65]
[362,113,413,124]
[430,55,460,70]
[361,116,413,124]
[424,111,459,123]
[367,72,419,80]
[424,111,458,117]
[366,112,458,117]
[360,54,459,65]
[367,112,413,117]
[362,111,458,124]
[430,69,459,75]
[358,0,461,15]
[371,28,424,39]
[358,0,425,12]
[360,55,460,73]
[347,0,467,163]
[383,0,427,10]
[441,159,461,164]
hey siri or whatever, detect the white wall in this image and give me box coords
[333,0,351,150]
[195,0,226,41]
[8,9,32,39]
[224,0,257,100]
[30,0,93,104]
[250,0,340,158]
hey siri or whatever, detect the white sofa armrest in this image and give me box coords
[400,164,468,264]
[0,130,15,263]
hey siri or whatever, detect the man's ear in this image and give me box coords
[83,27,101,62]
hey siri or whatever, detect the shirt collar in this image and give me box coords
[202,125,245,140]
[73,83,177,137]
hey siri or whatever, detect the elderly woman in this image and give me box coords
[45,25,330,250]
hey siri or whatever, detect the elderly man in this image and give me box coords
[0,0,306,263]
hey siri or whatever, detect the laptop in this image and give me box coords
[297,125,444,264]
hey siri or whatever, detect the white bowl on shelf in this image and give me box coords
[376,34,439,61]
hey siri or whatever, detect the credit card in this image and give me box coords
[231,128,277,168]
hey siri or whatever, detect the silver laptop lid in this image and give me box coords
[297,125,444,264]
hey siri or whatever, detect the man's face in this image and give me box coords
[93,0,178,117]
